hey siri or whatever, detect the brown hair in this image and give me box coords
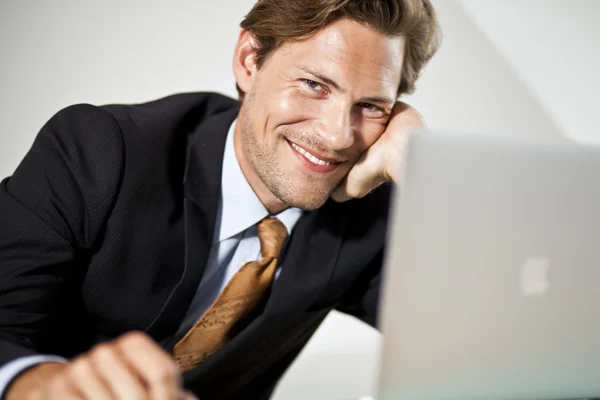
[238,0,441,99]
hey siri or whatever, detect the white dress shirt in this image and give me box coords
[0,119,302,398]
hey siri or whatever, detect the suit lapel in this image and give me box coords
[146,103,239,346]
[266,199,348,316]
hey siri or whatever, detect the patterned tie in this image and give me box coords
[172,217,288,371]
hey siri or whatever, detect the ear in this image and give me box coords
[233,29,259,96]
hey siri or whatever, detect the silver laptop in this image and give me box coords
[377,132,600,400]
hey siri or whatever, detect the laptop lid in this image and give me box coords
[378,132,600,400]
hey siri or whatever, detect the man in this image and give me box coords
[0,0,440,398]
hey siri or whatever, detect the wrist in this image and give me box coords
[384,135,411,186]
[5,362,66,400]
[383,155,402,185]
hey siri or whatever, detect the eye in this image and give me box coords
[303,79,324,91]
[357,102,385,118]
[358,102,381,112]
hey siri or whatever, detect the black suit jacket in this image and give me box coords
[0,92,391,399]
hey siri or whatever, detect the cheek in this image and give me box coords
[266,89,324,127]
[270,93,295,122]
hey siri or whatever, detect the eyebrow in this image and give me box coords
[360,96,396,107]
[297,65,344,92]
[296,65,396,107]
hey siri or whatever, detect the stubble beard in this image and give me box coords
[240,110,337,211]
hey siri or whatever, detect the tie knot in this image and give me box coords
[257,217,288,258]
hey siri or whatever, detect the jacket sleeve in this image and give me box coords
[335,249,383,328]
[0,104,124,366]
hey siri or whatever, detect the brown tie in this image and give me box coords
[172,217,288,371]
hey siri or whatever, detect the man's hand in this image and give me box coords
[6,331,198,400]
[331,101,425,202]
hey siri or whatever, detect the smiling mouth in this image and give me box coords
[288,141,341,166]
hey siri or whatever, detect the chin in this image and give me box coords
[287,196,330,211]
[273,184,333,211]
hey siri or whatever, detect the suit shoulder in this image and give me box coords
[8,103,126,247]
[40,103,125,160]
[98,92,238,131]
[48,102,123,133]
[83,92,237,180]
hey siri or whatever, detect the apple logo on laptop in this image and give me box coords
[520,256,551,297]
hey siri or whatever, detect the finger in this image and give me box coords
[45,373,82,400]
[333,176,384,202]
[68,355,112,400]
[331,176,351,203]
[331,151,384,202]
[391,101,425,128]
[91,343,148,400]
[331,172,374,202]
[331,157,372,202]
[117,331,181,400]
[331,177,352,202]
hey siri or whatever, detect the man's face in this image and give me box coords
[235,18,405,211]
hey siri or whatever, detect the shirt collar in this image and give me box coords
[218,119,302,241]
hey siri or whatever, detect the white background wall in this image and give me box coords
[458,0,600,145]
[1,1,597,399]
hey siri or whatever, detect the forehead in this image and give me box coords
[274,18,405,96]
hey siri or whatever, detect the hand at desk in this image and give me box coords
[6,331,198,400]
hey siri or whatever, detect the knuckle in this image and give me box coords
[119,330,149,347]
[91,343,115,362]
[347,185,363,198]
[69,357,91,379]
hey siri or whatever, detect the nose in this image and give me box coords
[312,101,355,151]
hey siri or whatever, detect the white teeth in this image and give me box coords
[291,142,333,166]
